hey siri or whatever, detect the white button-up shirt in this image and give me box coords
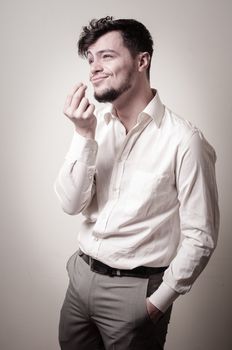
[54,91,219,312]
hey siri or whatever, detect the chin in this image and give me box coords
[94,88,120,103]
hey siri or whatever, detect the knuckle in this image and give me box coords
[64,107,73,117]
[63,109,69,117]
[75,82,82,88]
[90,104,95,112]
[73,110,82,119]
[75,86,84,96]
[71,83,80,93]
[82,110,91,119]
[72,92,80,100]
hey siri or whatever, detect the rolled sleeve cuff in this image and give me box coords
[148,282,180,313]
[65,132,98,165]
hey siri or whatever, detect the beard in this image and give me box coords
[94,71,133,103]
[94,87,125,103]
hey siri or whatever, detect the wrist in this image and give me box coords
[75,127,95,139]
[146,298,163,323]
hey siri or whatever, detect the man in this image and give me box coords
[54,16,219,350]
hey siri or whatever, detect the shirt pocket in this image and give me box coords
[122,171,171,218]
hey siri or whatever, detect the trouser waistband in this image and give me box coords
[79,250,168,278]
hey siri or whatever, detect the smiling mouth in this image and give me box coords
[91,75,109,84]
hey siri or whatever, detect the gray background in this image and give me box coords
[0,0,231,349]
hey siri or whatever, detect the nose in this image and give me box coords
[90,59,103,75]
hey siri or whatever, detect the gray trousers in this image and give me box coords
[59,250,172,350]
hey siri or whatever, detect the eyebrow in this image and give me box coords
[87,49,118,56]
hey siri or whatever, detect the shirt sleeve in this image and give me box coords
[149,130,220,312]
[54,132,98,215]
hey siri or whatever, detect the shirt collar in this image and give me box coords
[103,89,165,128]
[103,104,118,124]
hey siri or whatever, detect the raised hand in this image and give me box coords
[63,83,97,139]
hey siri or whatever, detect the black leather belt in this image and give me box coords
[79,250,168,278]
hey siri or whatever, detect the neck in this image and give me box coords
[112,81,154,132]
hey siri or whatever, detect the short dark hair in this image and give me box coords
[77,16,154,78]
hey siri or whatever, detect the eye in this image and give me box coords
[87,54,94,64]
[102,54,113,60]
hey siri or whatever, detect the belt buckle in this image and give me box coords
[109,268,121,277]
[115,269,121,277]
[89,257,122,277]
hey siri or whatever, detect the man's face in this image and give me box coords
[87,31,138,103]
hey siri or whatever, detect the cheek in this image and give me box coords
[104,59,131,76]
[110,67,131,81]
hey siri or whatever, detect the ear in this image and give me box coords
[137,52,151,73]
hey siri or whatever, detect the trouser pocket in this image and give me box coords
[135,272,164,326]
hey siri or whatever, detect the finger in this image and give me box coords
[82,103,95,119]
[69,85,87,112]
[63,82,83,112]
[72,97,92,119]
[87,103,95,114]
[77,97,90,115]
[69,82,84,96]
